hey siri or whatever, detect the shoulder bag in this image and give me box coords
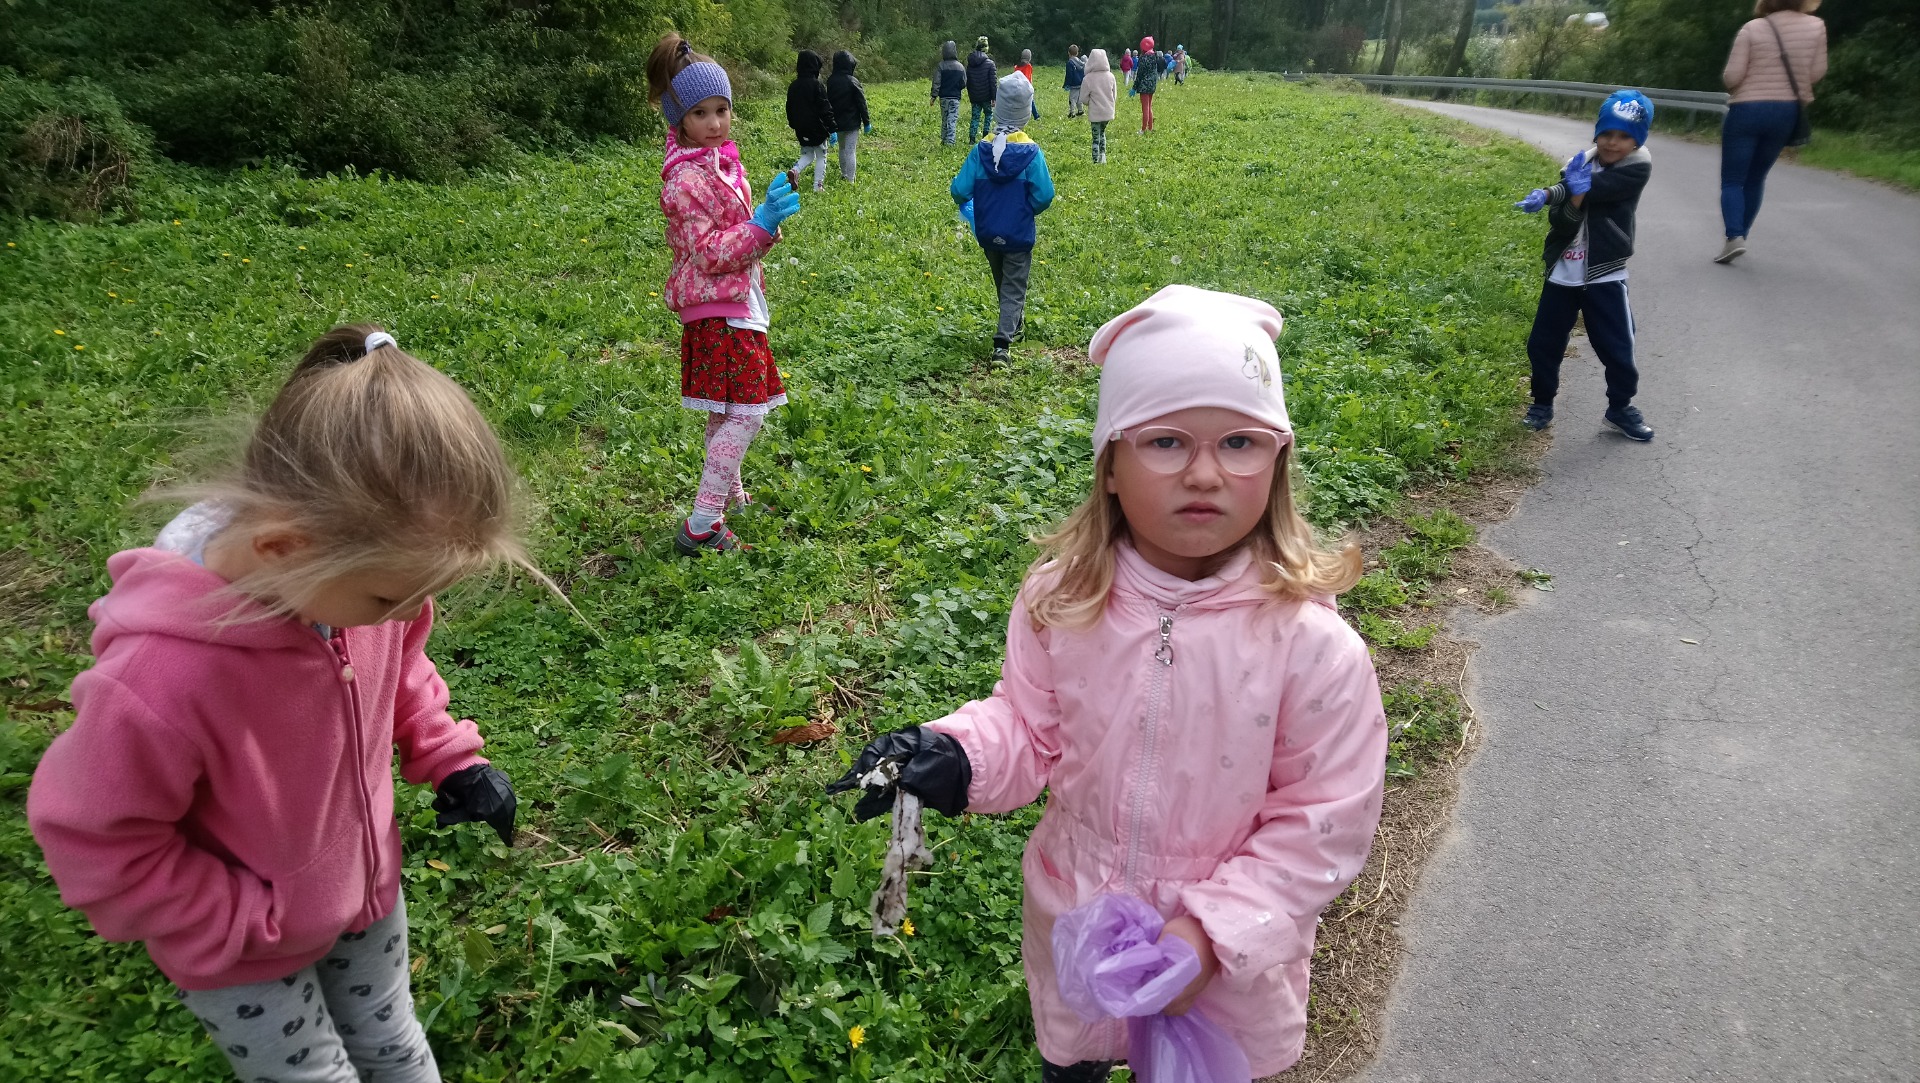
[1764,16,1813,147]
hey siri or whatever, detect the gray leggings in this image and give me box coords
[177,898,438,1082]
[794,144,829,191]
[836,128,861,182]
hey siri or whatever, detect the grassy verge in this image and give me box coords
[1,72,1546,1082]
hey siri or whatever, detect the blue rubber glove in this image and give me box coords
[959,199,975,228]
[864,121,873,135]
[750,173,800,235]
[829,131,839,147]
[1515,188,1549,213]
[1563,151,1592,196]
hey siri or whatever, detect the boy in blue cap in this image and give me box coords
[1514,89,1657,442]
[952,72,1055,365]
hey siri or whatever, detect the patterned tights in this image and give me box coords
[694,410,763,522]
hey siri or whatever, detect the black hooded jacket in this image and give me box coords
[966,47,997,105]
[932,40,966,100]
[827,50,869,132]
[786,50,837,147]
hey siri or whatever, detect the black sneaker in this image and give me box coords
[991,345,1011,365]
[1522,404,1553,431]
[1604,405,1654,442]
[674,519,748,556]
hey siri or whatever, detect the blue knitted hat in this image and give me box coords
[663,60,732,130]
[1595,89,1653,146]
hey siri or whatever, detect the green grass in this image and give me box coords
[0,72,1547,1081]
[1793,129,1920,191]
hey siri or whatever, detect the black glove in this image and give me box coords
[433,763,517,846]
[826,726,973,821]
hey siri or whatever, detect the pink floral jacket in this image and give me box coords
[660,137,777,324]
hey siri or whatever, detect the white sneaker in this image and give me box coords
[1714,236,1748,264]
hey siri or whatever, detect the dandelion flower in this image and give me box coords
[171,220,181,226]
[74,344,85,351]
[431,294,440,299]
[848,1025,866,1049]
[346,263,354,268]
[242,258,251,264]
[901,918,915,936]
[934,306,944,311]
[220,252,231,257]
[6,242,14,248]
[860,465,872,473]
[298,245,307,251]
[53,329,65,335]
[108,292,117,298]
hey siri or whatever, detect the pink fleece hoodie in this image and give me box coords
[27,548,487,990]
[926,542,1387,1074]
[660,135,777,324]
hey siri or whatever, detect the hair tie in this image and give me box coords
[364,331,397,355]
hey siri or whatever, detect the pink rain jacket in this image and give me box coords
[927,543,1387,1074]
[660,136,777,324]
[27,549,487,990]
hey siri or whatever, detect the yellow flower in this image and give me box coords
[108,292,117,298]
[649,291,659,297]
[923,271,931,277]
[241,258,251,264]
[53,329,65,335]
[848,1025,866,1049]
[298,245,307,251]
[431,294,440,299]
[346,263,354,268]
[171,219,181,225]
[934,306,944,311]
[901,917,915,936]
[220,252,230,257]
[73,344,85,351]
[6,241,14,247]
[859,465,872,473]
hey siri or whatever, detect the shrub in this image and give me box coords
[0,72,153,220]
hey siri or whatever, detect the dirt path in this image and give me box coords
[1360,101,1920,1081]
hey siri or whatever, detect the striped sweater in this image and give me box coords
[1723,13,1828,104]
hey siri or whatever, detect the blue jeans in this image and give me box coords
[1720,101,1799,239]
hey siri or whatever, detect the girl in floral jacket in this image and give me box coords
[833,286,1388,1081]
[647,33,802,554]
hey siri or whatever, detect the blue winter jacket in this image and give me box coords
[1064,56,1086,88]
[951,135,1055,253]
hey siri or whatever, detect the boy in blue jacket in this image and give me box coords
[1515,89,1657,442]
[952,73,1055,365]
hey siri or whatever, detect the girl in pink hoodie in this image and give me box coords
[29,325,537,1082]
[831,286,1388,1080]
[647,33,803,556]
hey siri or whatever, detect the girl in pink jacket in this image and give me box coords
[832,286,1388,1080]
[647,33,803,556]
[28,325,537,1081]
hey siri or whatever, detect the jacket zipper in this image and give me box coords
[330,630,381,921]
[1123,611,1177,893]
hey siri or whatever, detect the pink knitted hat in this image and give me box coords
[1087,285,1291,452]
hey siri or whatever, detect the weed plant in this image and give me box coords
[0,73,1545,1081]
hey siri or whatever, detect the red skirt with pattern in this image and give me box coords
[680,319,787,414]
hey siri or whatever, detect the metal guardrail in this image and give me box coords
[1281,73,1729,115]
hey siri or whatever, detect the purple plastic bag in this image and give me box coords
[1050,894,1253,1083]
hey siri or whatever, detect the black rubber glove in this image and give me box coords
[825,726,973,821]
[433,763,517,846]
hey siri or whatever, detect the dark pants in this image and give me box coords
[1527,279,1638,409]
[984,248,1032,348]
[1720,100,1799,239]
[970,101,994,142]
[1042,1059,1117,1082]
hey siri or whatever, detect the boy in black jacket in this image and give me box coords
[787,50,836,192]
[1515,89,1657,442]
[965,37,997,144]
[932,40,966,145]
[827,50,871,182]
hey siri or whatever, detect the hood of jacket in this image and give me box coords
[942,39,959,62]
[796,49,823,78]
[832,50,857,76]
[1087,48,1111,74]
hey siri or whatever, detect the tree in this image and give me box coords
[1376,0,1405,75]
[1442,0,1476,77]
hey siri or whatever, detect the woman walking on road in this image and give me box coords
[1717,0,1826,264]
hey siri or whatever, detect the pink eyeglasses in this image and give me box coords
[1110,426,1291,476]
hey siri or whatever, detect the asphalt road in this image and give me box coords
[1360,102,1920,1082]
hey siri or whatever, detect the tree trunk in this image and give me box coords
[1443,0,1476,77]
[1377,0,1405,76]
[1212,0,1237,68]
